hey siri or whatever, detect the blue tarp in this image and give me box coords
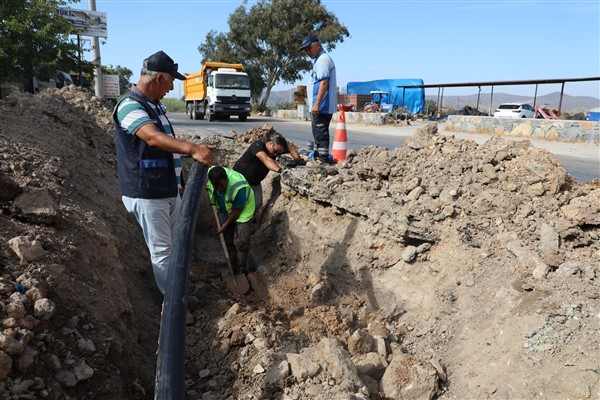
[347,79,425,114]
[585,107,600,121]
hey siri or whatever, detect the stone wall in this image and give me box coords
[273,112,600,143]
[275,110,389,125]
[445,115,600,143]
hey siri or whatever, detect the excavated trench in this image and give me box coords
[179,127,600,399]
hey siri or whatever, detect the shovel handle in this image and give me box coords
[211,205,238,282]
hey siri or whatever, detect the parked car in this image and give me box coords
[493,103,535,118]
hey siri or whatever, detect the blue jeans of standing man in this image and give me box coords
[122,195,182,295]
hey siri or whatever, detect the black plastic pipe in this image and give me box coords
[155,161,207,400]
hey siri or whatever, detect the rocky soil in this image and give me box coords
[0,86,598,399]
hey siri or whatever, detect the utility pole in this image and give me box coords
[89,0,104,97]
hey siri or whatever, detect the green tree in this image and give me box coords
[0,0,94,93]
[198,0,349,110]
[102,64,133,95]
[425,99,438,116]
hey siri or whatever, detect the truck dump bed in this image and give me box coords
[183,71,205,101]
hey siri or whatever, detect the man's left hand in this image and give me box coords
[191,144,216,166]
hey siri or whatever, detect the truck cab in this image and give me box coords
[206,68,251,121]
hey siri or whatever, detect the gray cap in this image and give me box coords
[300,35,319,50]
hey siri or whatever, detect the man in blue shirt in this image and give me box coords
[300,35,337,164]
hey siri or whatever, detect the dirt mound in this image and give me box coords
[0,87,598,399]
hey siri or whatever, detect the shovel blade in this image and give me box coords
[223,273,250,295]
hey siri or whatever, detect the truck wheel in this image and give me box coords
[187,103,193,119]
[191,106,199,120]
[238,114,248,122]
[206,107,215,121]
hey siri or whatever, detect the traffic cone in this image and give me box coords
[332,105,348,163]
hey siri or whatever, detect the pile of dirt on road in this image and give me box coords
[0,86,598,399]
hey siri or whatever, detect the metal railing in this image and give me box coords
[398,76,600,116]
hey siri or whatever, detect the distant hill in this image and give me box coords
[267,89,295,106]
[267,89,599,114]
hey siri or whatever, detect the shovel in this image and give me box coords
[211,205,250,295]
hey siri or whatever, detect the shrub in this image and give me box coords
[275,101,295,110]
[161,98,186,113]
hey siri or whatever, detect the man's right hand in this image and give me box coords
[191,144,216,166]
[293,159,306,166]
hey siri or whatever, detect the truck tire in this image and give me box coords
[238,114,248,122]
[191,105,199,120]
[206,105,215,121]
[187,103,194,119]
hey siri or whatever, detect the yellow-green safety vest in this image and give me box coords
[206,167,255,223]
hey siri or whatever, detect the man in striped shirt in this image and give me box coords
[113,50,215,295]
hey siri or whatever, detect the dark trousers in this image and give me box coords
[219,212,252,266]
[311,113,333,162]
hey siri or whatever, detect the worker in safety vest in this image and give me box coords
[207,166,255,273]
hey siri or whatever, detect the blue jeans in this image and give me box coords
[122,195,181,295]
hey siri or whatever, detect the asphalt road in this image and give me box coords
[168,112,600,183]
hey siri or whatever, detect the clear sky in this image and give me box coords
[71,0,600,100]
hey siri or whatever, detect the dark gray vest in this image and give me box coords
[113,90,178,199]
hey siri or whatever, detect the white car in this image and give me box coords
[493,103,535,119]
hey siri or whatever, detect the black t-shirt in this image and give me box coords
[233,141,274,186]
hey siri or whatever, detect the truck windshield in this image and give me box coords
[215,74,250,89]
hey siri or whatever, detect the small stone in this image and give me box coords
[34,298,56,320]
[73,360,94,381]
[253,364,265,374]
[402,246,418,262]
[16,354,34,372]
[198,368,211,379]
[8,236,46,262]
[56,369,77,387]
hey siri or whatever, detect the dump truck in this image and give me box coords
[184,62,252,122]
